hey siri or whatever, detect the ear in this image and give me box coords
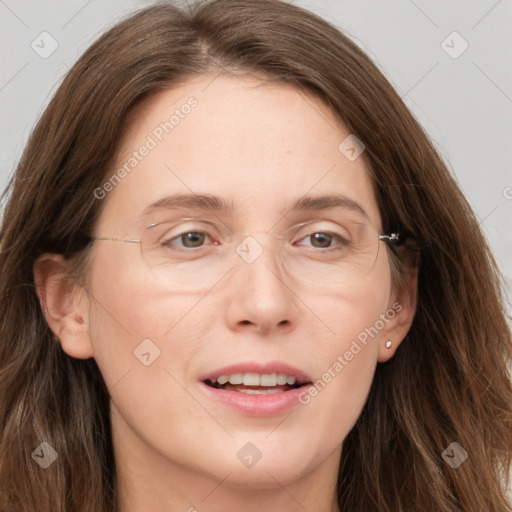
[33,253,94,359]
[377,269,418,363]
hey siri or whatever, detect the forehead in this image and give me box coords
[96,74,381,232]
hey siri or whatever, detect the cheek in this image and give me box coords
[297,262,392,436]
[305,255,392,354]
[85,246,215,390]
[85,251,224,468]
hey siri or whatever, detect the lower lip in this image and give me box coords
[199,382,310,416]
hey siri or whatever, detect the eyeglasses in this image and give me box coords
[92,216,402,293]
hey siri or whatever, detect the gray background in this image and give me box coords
[1,0,511,306]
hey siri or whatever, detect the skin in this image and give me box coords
[34,73,417,512]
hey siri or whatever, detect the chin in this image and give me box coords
[218,458,314,490]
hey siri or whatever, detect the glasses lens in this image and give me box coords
[277,219,380,291]
[140,220,236,293]
[140,219,382,293]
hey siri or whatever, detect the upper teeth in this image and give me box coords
[216,373,297,387]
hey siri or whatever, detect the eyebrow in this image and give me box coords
[141,193,234,216]
[141,192,369,220]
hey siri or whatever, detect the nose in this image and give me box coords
[223,231,299,336]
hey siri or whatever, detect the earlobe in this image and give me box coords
[33,253,94,359]
[377,270,418,363]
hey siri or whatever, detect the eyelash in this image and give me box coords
[162,229,348,252]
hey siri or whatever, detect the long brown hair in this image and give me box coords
[1,1,511,510]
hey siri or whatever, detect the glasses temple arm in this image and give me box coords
[378,232,405,246]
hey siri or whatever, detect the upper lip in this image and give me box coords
[200,361,313,384]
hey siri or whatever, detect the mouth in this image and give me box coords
[199,362,313,416]
[203,372,310,394]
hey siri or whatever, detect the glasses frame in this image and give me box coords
[91,218,404,260]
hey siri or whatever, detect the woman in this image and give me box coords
[1,0,510,510]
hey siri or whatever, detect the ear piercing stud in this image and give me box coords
[385,340,392,349]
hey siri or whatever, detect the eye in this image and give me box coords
[162,231,217,250]
[295,231,347,250]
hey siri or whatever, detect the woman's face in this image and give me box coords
[57,74,413,493]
